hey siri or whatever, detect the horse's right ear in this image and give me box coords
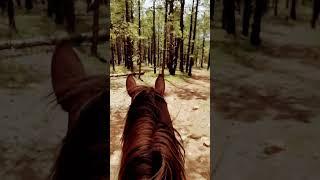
[126,74,136,97]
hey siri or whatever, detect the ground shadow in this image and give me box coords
[214,81,316,123]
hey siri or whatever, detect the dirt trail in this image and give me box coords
[213,13,320,180]
[0,46,106,180]
[110,69,210,179]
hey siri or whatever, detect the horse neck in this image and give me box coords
[119,99,185,180]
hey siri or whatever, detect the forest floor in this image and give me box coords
[0,45,106,179]
[0,1,107,41]
[213,3,320,180]
[0,5,108,179]
[110,67,210,179]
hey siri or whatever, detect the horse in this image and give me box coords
[118,74,186,180]
[49,41,109,180]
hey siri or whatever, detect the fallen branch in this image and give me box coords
[0,30,108,50]
[110,71,145,77]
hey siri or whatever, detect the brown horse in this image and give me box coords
[118,75,186,180]
[49,41,109,180]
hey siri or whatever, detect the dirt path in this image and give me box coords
[213,9,320,180]
[110,69,210,179]
[0,46,106,180]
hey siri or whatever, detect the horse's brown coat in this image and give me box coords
[119,75,186,180]
[50,41,109,180]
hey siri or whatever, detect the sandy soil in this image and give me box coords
[0,46,106,180]
[110,69,210,179]
[213,7,320,180]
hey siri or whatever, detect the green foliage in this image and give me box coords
[111,0,210,66]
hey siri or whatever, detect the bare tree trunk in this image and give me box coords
[242,0,252,36]
[152,0,156,74]
[125,0,133,71]
[47,0,54,17]
[116,37,122,65]
[250,0,265,46]
[167,0,176,75]
[186,0,195,73]
[65,0,76,33]
[157,14,160,67]
[189,0,199,76]
[16,0,21,7]
[311,0,320,28]
[201,29,205,68]
[138,0,142,78]
[290,0,297,20]
[8,0,17,31]
[223,0,236,34]
[179,0,185,72]
[274,0,278,16]
[54,0,64,24]
[111,42,115,71]
[207,52,210,70]
[25,0,33,10]
[91,0,99,56]
[162,0,168,75]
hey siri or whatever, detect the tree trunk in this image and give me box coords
[157,14,160,67]
[189,0,199,76]
[111,42,115,71]
[242,0,252,36]
[201,30,205,68]
[167,0,176,75]
[8,0,17,31]
[207,52,210,70]
[290,0,297,20]
[125,0,133,71]
[162,0,168,75]
[152,0,156,74]
[123,39,127,67]
[91,0,99,56]
[250,0,264,46]
[311,0,320,28]
[179,0,185,72]
[273,0,278,16]
[116,37,122,65]
[186,0,195,73]
[47,0,54,17]
[223,0,236,34]
[138,0,142,78]
[25,0,33,10]
[16,0,21,7]
[55,0,64,24]
[65,0,76,33]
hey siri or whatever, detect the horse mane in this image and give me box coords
[119,87,186,180]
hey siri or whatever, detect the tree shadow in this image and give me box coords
[214,81,316,123]
[260,41,320,64]
[166,79,209,101]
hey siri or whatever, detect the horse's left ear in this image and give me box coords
[126,74,136,97]
[155,74,165,96]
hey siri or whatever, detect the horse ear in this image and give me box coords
[51,41,87,111]
[155,74,165,96]
[126,74,136,97]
